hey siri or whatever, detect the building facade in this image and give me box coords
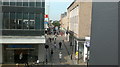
[0,0,45,66]
[67,0,92,62]
[89,2,119,66]
[60,12,68,31]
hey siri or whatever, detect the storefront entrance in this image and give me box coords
[14,50,28,63]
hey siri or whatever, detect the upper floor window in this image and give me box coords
[3,2,9,5]
[23,0,28,7]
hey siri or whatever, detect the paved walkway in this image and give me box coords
[45,34,86,65]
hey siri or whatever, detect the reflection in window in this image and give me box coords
[29,2,35,7]
[3,12,10,29]
[3,2,9,5]
[23,2,28,7]
[16,13,22,19]
[10,2,15,6]
[36,2,41,8]
[17,2,22,6]
[23,20,29,29]
[29,20,35,29]
[42,2,45,8]
[23,13,28,19]
[35,14,40,29]
[16,13,22,29]
[10,12,16,29]
[23,13,28,29]
[29,13,34,19]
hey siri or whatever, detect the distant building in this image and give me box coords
[60,12,68,31]
[67,0,92,62]
[0,0,45,65]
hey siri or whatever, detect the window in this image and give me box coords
[16,13,22,19]
[23,0,28,7]
[16,13,22,29]
[29,13,35,29]
[23,2,28,6]
[3,2,9,5]
[10,0,16,6]
[36,2,41,8]
[29,2,35,7]
[17,2,22,6]
[35,13,40,29]
[29,13,34,19]
[10,12,16,29]
[23,13,29,29]
[3,12,10,29]
[42,2,45,8]
[10,2,15,6]
[29,0,35,7]
[29,20,35,29]
[23,13,28,19]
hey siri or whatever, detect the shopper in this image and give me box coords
[59,52,62,63]
[59,42,62,49]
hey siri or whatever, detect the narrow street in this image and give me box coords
[45,34,86,65]
[45,34,72,65]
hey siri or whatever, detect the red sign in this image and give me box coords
[44,15,48,18]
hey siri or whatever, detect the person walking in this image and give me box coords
[54,36,57,41]
[51,49,54,56]
[59,52,62,63]
[54,41,57,49]
[49,38,51,43]
[50,49,54,62]
[59,42,62,49]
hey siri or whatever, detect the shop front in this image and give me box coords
[3,45,38,64]
[1,36,46,65]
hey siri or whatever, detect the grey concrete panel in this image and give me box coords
[38,44,45,62]
[89,2,118,65]
[0,45,2,64]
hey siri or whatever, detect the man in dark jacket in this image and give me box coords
[59,42,62,49]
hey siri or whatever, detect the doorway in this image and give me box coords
[14,50,28,63]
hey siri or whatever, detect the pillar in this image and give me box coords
[0,45,2,67]
[38,44,45,63]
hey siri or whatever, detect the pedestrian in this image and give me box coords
[50,49,54,62]
[24,62,29,67]
[55,33,58,37]
[49,38,51,42]
[59,52,62,63]
[54,36,57,41]
[51,49,54,58]
[70,42,72,46]
[59,42,62,49]
[54,41,57,49]
[51,49,53,55]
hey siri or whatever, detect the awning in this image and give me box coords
[6,48,35,50]
[0,36,46,44]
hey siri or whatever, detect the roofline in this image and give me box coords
[67,0,76,9]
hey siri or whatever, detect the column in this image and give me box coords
[76,41,79,51]
[0,45,2,67]
[38,44,45,63]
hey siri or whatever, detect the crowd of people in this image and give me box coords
[46,33,65,63]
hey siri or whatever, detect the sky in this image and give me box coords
[45,0,74,21]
